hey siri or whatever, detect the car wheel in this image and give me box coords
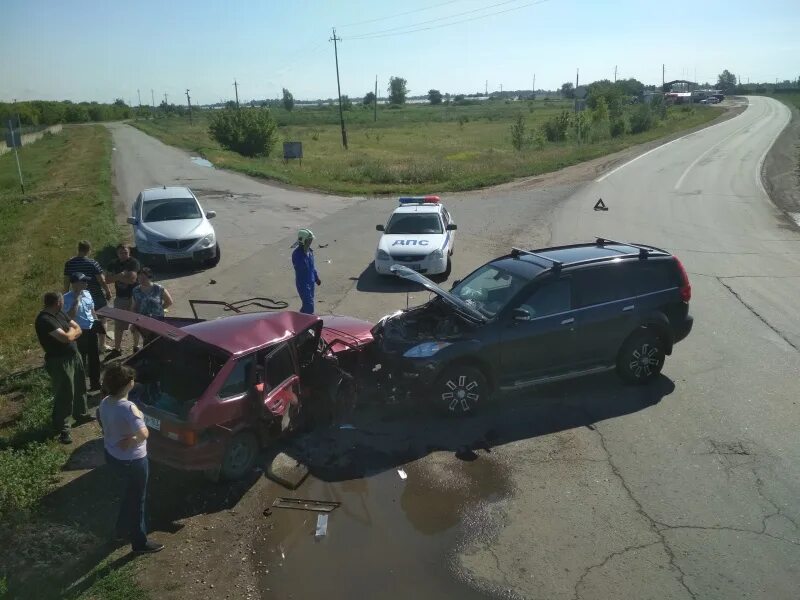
[204,243,221,268]
[433,365,488,415]
[616,330,665,384]
[219,431,259,480]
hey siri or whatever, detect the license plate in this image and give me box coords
[167,252,193,261]
[143,414,161,430]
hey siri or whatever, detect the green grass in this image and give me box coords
[66,559,149,600]
[0,125,122,376]
[132,101,723,195]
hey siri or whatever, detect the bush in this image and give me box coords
[610,118,627,138]
[542,110,571,142]
[510,113,526,151]
[629,104,654,134]
[208,108,279,157]
[64,105,89,123]
[0,443,65,517]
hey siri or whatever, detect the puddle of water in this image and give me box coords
[255,454,510,599]
[190,156,214,168]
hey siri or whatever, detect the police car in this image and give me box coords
[374,196,457,277]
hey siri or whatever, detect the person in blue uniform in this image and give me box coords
[292,229,321,314]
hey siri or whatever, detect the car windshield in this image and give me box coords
[385,213,443,234]
[143,198,202,222]
[450,264,532,318]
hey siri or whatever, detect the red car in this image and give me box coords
[99,300,374,480]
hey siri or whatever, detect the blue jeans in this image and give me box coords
[105,451,149,550]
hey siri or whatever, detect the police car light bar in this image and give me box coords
[398,195,440,205]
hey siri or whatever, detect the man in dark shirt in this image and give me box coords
[35,291,94,444]
[105,244,140,360]
[64,240,113,351]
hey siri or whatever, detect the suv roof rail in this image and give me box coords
[511,247,563,271]
[595,237,661,259]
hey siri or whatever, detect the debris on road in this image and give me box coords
[397,468,408,480]
[338,424,356,430]
[272,497,341,513]
[266,452,310,490]
[315,514,329,539]
[593,198,608,211]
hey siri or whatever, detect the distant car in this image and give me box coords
[128,186,220,268]
[100,299,374,480]
[372,239,694,414]
[374,196,457,278]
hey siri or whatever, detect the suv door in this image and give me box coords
[571,263,638,367]
[499,277,576,385]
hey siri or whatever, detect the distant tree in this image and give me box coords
[208,108,279,157]
[454,94,465,102]
[363,91,376,106]
[428,89,443,105]
[388,76,408,105]
[510,113,526,151]
[341,95,353,111]
[587,80,624,119]
[716,70,737,93]
[282,88,294,111]
[64,104,89,123]
[226,100,238,110]
[561,82,575,99]
[113,98,128,107]
[614,78,645,98]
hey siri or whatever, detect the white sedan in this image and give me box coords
[374,196,457,277]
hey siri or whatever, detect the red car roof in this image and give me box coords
[182,310,320,356]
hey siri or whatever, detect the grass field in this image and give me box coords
[0,126,147,600]
[133,100,723,195]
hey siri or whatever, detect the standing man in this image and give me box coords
[34,292,94,444]
[64,273,102,392]
[291,229,321,314]
[64,240,112,351]
[105,245,140,360]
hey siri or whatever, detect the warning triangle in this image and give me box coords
[593,198,608,211]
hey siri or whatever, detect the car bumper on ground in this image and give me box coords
[375,254,448,276]
[146,430,226,472]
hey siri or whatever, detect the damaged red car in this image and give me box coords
[98,300,374,480]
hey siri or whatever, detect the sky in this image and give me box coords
[2,0,798,105]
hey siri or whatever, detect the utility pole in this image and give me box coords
[500,83,503,93]
[614,65,617,83]
[7,119,24,194]
[576,68,579,89]
[151,89,155,117]
[662,64,665,88]
[233,79,240,108]
[186,89,193,125]
[532,74,536,99]
[374,74,377,122]
[485,80,488,95]
[164,92,168,110]
[329,27,347,149]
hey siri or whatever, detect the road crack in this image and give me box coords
[572,541,661,600]
[716,277,799,351]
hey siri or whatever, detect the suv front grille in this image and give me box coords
[390,254,425,262]
[159,238,199,250]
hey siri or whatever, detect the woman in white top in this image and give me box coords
[98,364,164,553]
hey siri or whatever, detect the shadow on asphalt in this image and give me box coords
[355,262,450,293]
[283,372,675,482]
[8,372,673,598]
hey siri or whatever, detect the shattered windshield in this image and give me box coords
[451,264,531,318]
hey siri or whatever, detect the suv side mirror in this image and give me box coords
[206,210,217,219]
[512,307,531,322]
[376,224,385,231]
[126,216,137,225]
[446,223,458,231]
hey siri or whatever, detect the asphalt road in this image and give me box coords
[107,97,800,600]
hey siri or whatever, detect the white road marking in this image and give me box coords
[595,101,749,183]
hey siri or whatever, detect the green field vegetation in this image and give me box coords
[132,99,723,195]
[0,100,132,130]
[0,126,146,599]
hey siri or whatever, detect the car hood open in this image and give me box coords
[390,265,486,323]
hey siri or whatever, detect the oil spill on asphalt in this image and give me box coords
[254,452,512,599]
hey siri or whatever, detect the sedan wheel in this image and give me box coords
[220,431,259,480]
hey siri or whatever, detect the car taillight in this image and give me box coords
[674,257,691,302]
[162,424,197,445]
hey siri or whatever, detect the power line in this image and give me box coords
[339,0,464,28]
[347,0,525,39]
[347,0,551,41]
